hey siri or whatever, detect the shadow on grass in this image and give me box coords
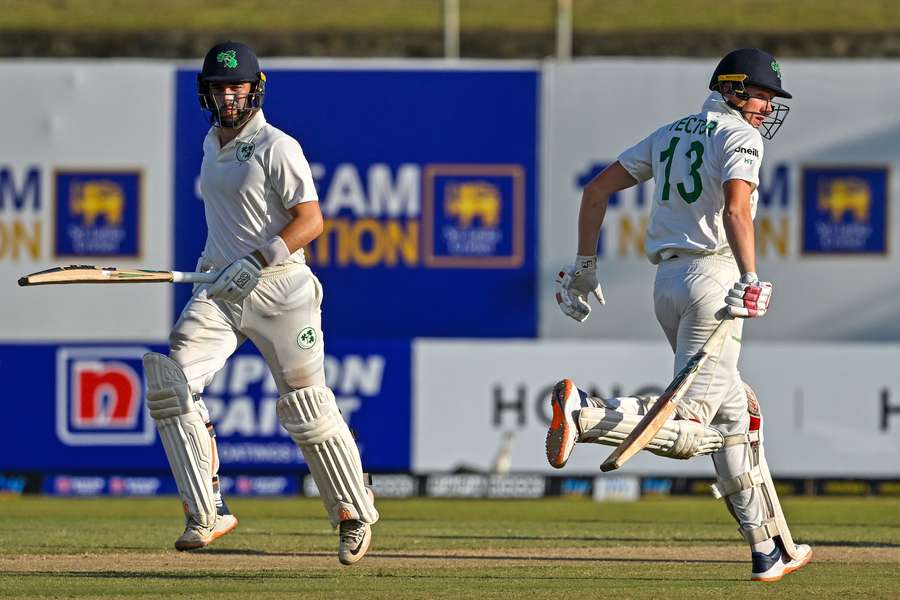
[200,548,745,564]
[2,569,743,583]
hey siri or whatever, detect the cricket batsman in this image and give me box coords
[546,48,812,582]
[143,41,378,564]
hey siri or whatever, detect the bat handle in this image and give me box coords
[172,271,219,284]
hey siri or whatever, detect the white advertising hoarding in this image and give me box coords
[2,62,173,341]
[414,339,900,476]
[541,59,900,342]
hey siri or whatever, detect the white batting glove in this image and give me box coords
[725,272,773,318]
[556,255,606,322]
[207,255,262,303]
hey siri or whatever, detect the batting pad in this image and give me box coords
[143,352,216,528]
[578,406,724,459]
[712,442,802,560]
[710,387,802,561]
[277,386,379,527]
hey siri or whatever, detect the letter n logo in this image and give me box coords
[56,347,156,445]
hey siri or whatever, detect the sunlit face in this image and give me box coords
[209,82,252,125]
[729,85,776,129]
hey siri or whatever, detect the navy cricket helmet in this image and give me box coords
[709,48,791,139]
[197,41,266,128]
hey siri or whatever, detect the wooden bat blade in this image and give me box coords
[18,265,217,286]
[600,317,732,472]
[600,352,710,472]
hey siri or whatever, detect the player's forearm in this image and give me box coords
[576,162,637,256]
[577,184,609,256]
[722,179,757,275]
[278,212,324,254]
[251,210,324,267]
[723,207,756,275]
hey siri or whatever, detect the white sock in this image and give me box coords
[752,539,777,555]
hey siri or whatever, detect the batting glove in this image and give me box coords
[207,255,262,303]
[725,272,773,318]
[556,255,606,323]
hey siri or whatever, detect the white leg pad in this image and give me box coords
[578,406,724,459]
[712,442,802,560]
[277,386,379,527]
[143,352,215,528]
[710,384,802,561]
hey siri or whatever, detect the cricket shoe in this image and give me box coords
[175,512,239,551]
[751,543,812,582]
[338,487,376,565]
[546,379,585,468]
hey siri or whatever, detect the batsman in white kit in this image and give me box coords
[547,48,812,582]
[143,41,378,564]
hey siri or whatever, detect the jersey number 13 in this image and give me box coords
[659,136,703,204]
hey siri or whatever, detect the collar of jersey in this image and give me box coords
[209,109,267,152]
[701,92,747,123]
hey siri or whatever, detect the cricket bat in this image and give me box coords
[600,315,733,472]
[18,265,218,287]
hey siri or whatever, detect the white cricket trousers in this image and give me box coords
[653,253,747,434]
[654,253,764,532]
[169,263,326,396]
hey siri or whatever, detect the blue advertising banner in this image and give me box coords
[0,340,410,472]
[53,170,142,258]
[174,67,539,338]
[801,166,889,255]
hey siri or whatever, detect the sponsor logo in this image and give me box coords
[593,476,640,502]
[801,167,888,254]
[426,474,488,498]
[370,474,417,498]
[222,475,294,496]
[487,474,545,498]
[50,475,106,496]
[109,476,163,496]
[235,271,252,288]
[423,165,525,268]
[560,477,592,497]
[54,170,141,257]
[56,347,155,445]
[735,146,760,157]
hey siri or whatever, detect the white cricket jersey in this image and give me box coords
[198,110,318,269]
[617,93,764,265]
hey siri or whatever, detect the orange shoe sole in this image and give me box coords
[546,379,574,468]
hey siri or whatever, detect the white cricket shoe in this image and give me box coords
[338,519,372,565]
[546,379,582,468]
[751,543,813,582]
[175,514,239,551]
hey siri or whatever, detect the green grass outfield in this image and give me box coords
[0,496,898,598]
[3,0,900,32]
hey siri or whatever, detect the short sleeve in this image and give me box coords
[721,129,764,189]
[269,137,319,209]
[616,133,655,183]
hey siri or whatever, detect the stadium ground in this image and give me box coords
[0,496,897,598]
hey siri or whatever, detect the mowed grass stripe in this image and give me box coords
[0,497,897,597]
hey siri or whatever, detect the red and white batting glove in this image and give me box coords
[725,272,773,318]
[556,255,606,323]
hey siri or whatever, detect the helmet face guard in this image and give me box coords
[715,73,789,140]
[198,74,265,128]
